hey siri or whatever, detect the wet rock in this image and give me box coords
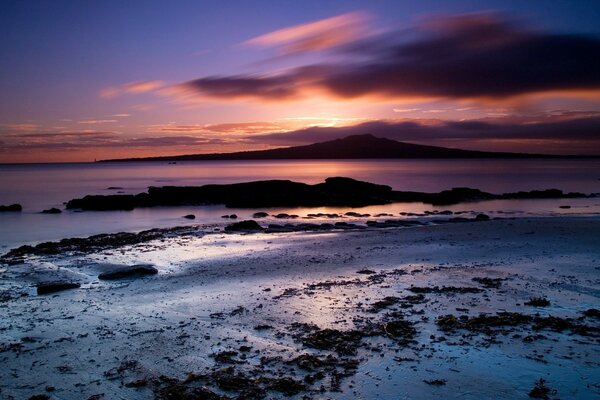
[423,379,447,386]
[1,226,199,262]
[524,297,550,307]
[583,308,600,319]
[472,277,505,289]
[437,312,600,337]
[41,207,62,214]
[528,378,556,399]
[368,296,400,312]
[266,377,306,396]
[224,220,264,232]
[475,213,490,221]
[299,327,364,355]
[0,203,22,212]
[36,281,81,295]
[153,379,229,400]
[66,194,138,211]
[252,212,269,218]
[183,214,196,219]
[98,264,158,280]
[409,286,483,294]
[212,351,241,364]
[356,269,376,275]
[382,319,416,344]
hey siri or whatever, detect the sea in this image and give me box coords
[1,159,600,249]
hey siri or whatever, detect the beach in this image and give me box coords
[1,216,599,399]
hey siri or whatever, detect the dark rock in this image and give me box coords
[1,226,199,262]
[409,286,483,294]
[252,212,269,218]
[559,205,571,209]
[300,328,364,355]
[356,269,376,275]
[0,203,22,212]
[106,186,123,190]
[36,281,80,295]
[66,194,137,211]
[529,378,555,399]
[98,264,158,280]
[267,377,306,396]
[183,214,196,219]
[224,220,264,232]
[65,176,592,211]
[583,308,600,319]
[472,277,505,289]
[437,312,600,337]
[41,207,62,214]
[524,297,550,307]
[423,379,447,386]
[475,213,490,221]
[502,189,586,200]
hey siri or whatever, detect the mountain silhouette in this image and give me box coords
[101,134,557,162]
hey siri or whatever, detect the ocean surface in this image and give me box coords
[1,159,600,249]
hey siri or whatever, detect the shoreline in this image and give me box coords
[1,216,599,399]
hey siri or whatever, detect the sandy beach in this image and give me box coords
[1,216,599,399]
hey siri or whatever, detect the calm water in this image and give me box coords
[1,159,600,249]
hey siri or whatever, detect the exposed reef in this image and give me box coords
[64,177,588,211]
[0,204,22,212]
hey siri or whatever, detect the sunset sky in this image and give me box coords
[1,0,600,162]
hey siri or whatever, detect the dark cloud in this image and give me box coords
[178,13,600,101]
[245,116,600,154]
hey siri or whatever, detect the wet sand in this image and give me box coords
[1,216,599,399]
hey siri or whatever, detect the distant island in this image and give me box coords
[99,134,577,162]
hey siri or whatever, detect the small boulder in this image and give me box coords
[183,214,196,219]
[224,220,264,232]
[41,208,62,214]
[252,212,269,218]
[37,281,80,295]
[475,213,490,221]
[98,264,158,280]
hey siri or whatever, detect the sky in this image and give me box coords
[1,0,600,163]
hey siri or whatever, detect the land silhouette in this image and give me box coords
[100,134,578,162]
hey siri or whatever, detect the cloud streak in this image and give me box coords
[245,11,369,55]
[100,80,165,98]
[173,13,600,103]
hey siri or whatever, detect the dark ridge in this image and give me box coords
[64,176,589,211]
[99,134,566,162]
[0,204,22,212]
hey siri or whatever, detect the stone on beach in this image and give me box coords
[36,281,81,295]
[224,220,264,232]
[98,264,158,280]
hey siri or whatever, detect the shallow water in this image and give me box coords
[1,159,600,248]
